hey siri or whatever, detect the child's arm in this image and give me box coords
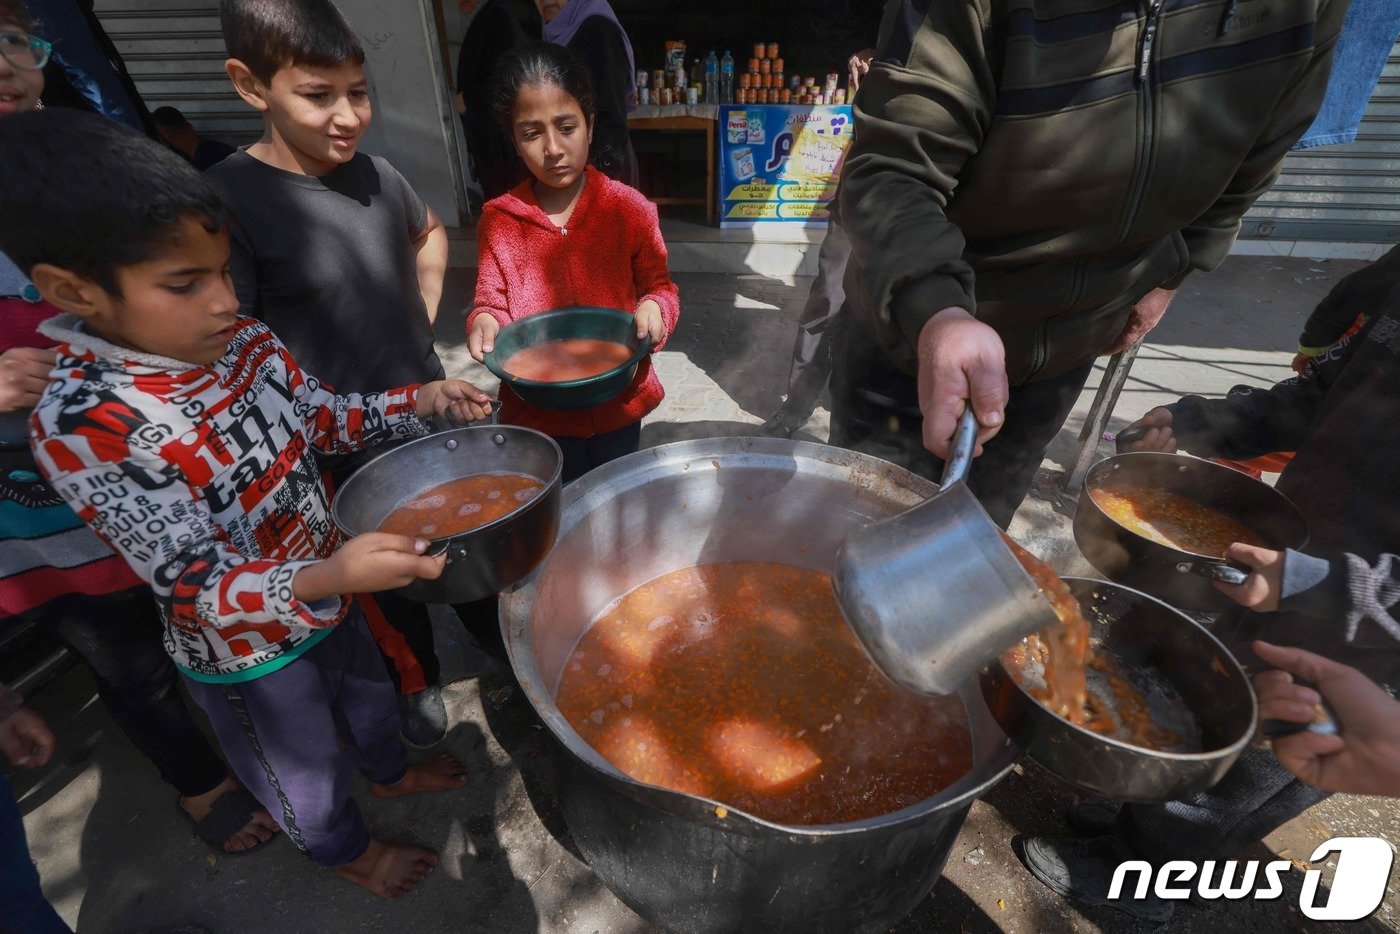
[30,443,347,634]
[226,216,261,317]
[1215,545,1400,651]
[275,341,427,455]
[466,208,515,361]
[413,205,449,326]
[1125,317,1366,460]
[631,201,680,350]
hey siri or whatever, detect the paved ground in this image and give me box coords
[16,255,1400,933]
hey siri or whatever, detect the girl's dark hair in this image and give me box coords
[0,0,34,30]
[490,41,597,132]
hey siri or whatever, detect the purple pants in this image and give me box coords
[184,609,407,867]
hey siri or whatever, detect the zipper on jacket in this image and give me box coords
[1117,0,1162,247]
[1137,0,1162,85]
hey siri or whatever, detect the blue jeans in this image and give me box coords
[0,769,69,934]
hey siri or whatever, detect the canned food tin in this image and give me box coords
[659,87,673,106]
[780,88,791,104]
[753,43,766,60]
[767,42,779,59]
[748,58,760,74]
[760,58,771,75]
[638,87,650,105]
[652,70,665,89]
[773,58,784,73]
[740,73,751,89]
[636,70,648,88]
[685,86,698,105]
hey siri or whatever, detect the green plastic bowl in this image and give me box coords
[484,306,652,411]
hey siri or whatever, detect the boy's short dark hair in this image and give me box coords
[0,110,226,295]
[220,0,365,85]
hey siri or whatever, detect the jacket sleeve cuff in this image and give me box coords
[264,561,347,628]
[1162,267,1194,290]
[891,274,977,350]
[1278,550,1347,619]
[467,307,512,331]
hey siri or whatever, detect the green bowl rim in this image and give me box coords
[482,307,653,390]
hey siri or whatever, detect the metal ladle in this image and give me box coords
[834,408,1060,696]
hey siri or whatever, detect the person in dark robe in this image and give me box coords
[454,0,526,202]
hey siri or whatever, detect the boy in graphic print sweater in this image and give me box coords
[4,111,485,899]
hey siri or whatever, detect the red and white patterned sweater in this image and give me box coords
[29,316,427,682]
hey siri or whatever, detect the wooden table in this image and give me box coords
[628,105,718,226]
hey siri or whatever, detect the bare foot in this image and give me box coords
[334,838,438,898]
[370,753,468,799]
[182,776,280,853]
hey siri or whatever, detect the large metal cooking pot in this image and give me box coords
[980,577,1256,803]
[332,425,562,604]
[1074,452,1308,612]
[501,438,1020,934]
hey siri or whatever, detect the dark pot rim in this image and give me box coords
[991,576,1258,763]
[483,306,653,391]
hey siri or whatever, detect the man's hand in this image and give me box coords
[1214,543,1285,611]
[1121,407,1177,452]
[0,347,58,413]
[916,307,1008,459]
[294,533,447,602]
[0,707,55,768]
[635,300,666,345]
[847,48,876,91]
[1103,287,1176,356]
[418,379,493,423]
[467,314,501,363]
[1253,640,1400,796]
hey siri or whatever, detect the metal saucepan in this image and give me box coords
[332,425,562,604]
[834,408,1058,696]
[1074,451,1308,612]
[980,577,1257,803]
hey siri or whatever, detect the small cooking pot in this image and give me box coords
[980,577,1256,803]
[1074,452,1308,612]
[332,425,562,604]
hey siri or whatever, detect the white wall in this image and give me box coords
[339,0,468,225]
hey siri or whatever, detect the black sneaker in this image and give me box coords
[1017,835,1175,924]
[398,685,448,748]
[1067,800,1121,836]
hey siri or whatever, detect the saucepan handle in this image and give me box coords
[426,398,502,433]
[1178,560,1251,586]
[1260,687,1340,740]
[423,539,469,562]
[1115,425,1149,453]
[939,408,981,491]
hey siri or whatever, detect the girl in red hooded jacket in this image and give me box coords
[467,41,679,482]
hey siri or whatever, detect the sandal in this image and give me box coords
[179,788,275,856]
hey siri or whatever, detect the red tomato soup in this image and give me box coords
[503,339,633,382]
[555,562,973,825]
[377,473,543,539]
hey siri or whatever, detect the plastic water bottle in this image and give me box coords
[704,51,719,104]
[720,51,735,104]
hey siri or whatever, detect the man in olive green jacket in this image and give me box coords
[834,0,1348,528]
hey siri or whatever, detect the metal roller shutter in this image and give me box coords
[1242,41,1400,244]
[92,0,260,144]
